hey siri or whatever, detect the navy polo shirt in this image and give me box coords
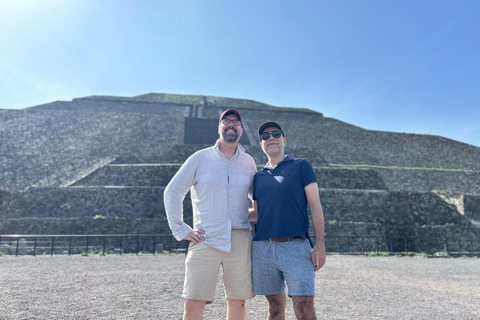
[253,156,318,241]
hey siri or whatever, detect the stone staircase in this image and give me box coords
[2,159,478,250]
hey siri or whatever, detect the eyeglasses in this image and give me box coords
[260,130,282,141]
[221,119,242,126]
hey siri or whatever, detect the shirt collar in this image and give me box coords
[264,155,292,170]
[213,139,245,156]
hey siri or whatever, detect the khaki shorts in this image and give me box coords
[183,229,254,303]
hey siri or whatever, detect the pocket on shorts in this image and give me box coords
[300,239,313,263]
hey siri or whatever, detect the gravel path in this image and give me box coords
[0,254,479,319]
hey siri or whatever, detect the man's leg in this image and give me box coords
[183,242,221,319]
[223,230,255,319]
[292,296,316,320]
[183,299,206,320]
[265,294,286,320]
[226,299,246,320]
[276,240,316,319]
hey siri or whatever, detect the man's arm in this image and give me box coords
[164,155,204,243]
[248,164,258,221]
[248,201,258,222]
[305,182,326,272]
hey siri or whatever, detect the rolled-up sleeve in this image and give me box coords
[164,154,197,240]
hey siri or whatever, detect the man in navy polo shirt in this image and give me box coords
[249,121,326,320]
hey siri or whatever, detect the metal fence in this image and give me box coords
[0,234,189,256]
[1,233,480,257]
[324,236,480,256]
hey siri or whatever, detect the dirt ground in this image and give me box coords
[0,254,479,320]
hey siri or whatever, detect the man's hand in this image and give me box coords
[183,229,206,244]
[312,245,326,272]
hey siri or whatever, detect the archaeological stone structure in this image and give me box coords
[0,93,479,253]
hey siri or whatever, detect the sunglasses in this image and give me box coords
[261,130,282,141]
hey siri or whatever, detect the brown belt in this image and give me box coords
[269,237,303,242]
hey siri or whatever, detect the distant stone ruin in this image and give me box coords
[0,93,479,253]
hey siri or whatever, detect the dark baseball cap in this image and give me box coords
[258,121,284,138]
[219,109,243,126]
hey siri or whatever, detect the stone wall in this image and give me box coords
[3,93,480,193]
[0,185,470,233]
[321,220,480,253]
[72,165,180,187]
[374,167,480,194]
[312,118,480,171]
[0,190,8,206]
[0,187,182,219]
[71,164,387,190]
[1,179,478,251]
[1,93,480,244]
[0,104,185,191]
[0,186,192,235]
[184,118,220,145]
[0,217,174,235]
[464,195,480,221]
[314,168,387,190]
[319,189,467,226]
[238,108,480,171]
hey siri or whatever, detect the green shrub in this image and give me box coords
[367,251,390,257]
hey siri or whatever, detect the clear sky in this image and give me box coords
[1,0,479,147]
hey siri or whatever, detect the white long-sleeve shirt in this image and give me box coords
[164,140,256,253]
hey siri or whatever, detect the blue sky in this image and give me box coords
[1,0,479,147]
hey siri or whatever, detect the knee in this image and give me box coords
[267,299,284,316]
[268,299,282,310]
[293,298,316,320]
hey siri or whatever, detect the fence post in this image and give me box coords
[103,237,106,256]
[152,236,157,255]
[51,237,55,256]
[50,237,55,256]
[86,236,89,255]
[444,239,449,255]
[136,236,140,255]
[120,237,123,255]
[15,238,19,256]
[33,237,37,256]
[68,237,72,256]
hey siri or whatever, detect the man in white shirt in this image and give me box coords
[164,109,256,320]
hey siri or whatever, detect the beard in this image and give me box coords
[222,128,239,143]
